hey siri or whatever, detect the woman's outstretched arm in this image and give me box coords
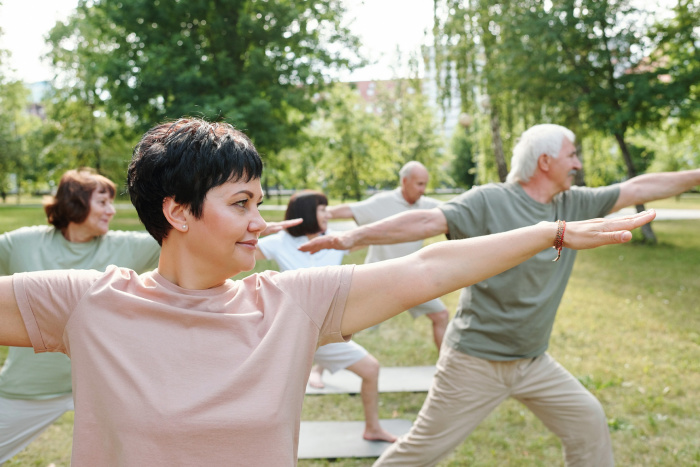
[0,277,30,347]
[340,210,656,336]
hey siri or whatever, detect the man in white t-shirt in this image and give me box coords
[327,161,450,351]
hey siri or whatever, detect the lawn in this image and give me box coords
[0,204,698,466]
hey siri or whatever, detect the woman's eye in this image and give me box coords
[234,200,248,208]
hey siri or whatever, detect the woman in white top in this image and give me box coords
[258,190,396,442]
[0,118,655,466]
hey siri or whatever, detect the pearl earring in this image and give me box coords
[182,225,187,230]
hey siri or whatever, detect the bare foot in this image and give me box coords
[308,364,325,389]
[363,427,397,443]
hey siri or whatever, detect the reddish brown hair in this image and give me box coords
[44,168,116,231]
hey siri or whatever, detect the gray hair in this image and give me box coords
[399,161,426,181]
[506,124,575,183]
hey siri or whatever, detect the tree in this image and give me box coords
[433,0,700,242]
[44,14,139,185]
[449,125,477,189]
[49,0,362,165]
[0,34,46,201]
[372,74,447,188]
[528,0,699,241]
[313,83,396,201]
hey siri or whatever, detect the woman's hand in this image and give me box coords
[260,218,303,237]
[562,209,656,250]
[298,230,355,253]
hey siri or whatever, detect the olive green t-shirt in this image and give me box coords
[438,182,620,361]
[0,225,160,399]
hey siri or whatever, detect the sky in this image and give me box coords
[0,0,434,83]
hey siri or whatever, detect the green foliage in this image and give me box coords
[43,12,141,184]
[314,83,396,200]
[286,79,446,200]
[372,75,446,185]
[432,0,699,188]
[0,79,46,197]
[631,121,700,174]
[448,127,476,189]
[50,0,362,164]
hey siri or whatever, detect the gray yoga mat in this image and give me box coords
[305,365,436,394]
[298,419,413,459]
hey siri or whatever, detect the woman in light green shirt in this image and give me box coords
[0,168,161,463]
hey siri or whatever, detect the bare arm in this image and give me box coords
[260,218,303,237]
[340,210,656,335]
[611,169,700,213]
[326,204,355,220]
[0,276,31,347]
[299,208,448,253]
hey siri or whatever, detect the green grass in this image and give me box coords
[1,206,699,466]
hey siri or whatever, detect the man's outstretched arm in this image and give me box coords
[326,204,355,220]
[299,207,448,253]
[611,169,700,213]
[341,210,657,335]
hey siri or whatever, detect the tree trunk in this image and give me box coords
[489,106,508,182]
[574,141,586,186]
[614,132,656,243]
[262,175,269,199]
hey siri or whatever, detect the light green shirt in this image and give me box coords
[351,188,442,263]
[439,182,620,361]
[0,225,160,399]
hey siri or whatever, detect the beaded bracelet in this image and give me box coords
[552,220,566,262]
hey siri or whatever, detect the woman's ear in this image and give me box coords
[162,197,190,233]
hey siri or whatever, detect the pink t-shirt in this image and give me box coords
[14,264,353,466]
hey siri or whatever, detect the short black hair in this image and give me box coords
[285,190,328,237]
[127,118,263,245]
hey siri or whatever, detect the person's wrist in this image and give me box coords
[537,221,558,246]
[552,220,566,261]
[345,230,359,248]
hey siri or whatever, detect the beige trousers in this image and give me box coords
[374,347,613,467]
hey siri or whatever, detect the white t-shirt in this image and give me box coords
[14,264,353,466]
[258,230,347,271]
[350,188,442,262]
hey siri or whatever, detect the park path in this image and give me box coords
[322,207,700,232]
[605,207,700,221]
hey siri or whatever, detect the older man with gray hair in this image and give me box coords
[325,161,450,349]
[301,124,700,466]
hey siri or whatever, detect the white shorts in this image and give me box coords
[407,297,446,319]
[313,340,369,373]
[0,394,74,464]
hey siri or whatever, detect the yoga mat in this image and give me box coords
[305,365,436,395]
[298,419,413,459]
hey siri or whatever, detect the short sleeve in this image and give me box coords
[561,185,621,220]
[13,269,103,353]
[349,195,383,225]
[0,231,12,275]
[438,188,487,240]
[257,232,281,260]
[266,264,354,345]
